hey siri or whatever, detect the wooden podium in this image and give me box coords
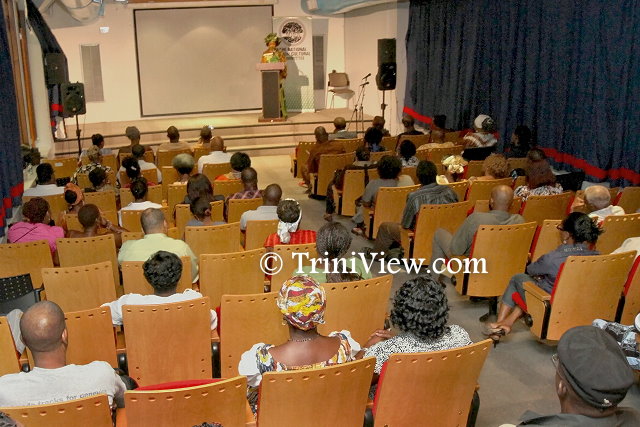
[256,63,286,122]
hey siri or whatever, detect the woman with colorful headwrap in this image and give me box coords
[263,199,316,249]
[58,183,84,232]
[238,275,360,412]
[261,32,287,119]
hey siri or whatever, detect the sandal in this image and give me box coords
[482,325,510,348]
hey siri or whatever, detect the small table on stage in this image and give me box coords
[256,63,286,122]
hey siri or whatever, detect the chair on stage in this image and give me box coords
[327,71,355,108]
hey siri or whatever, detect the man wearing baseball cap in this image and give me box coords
[519,325,640,425]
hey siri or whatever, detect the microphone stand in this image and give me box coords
[348,74,370,136]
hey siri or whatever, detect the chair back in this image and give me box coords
[121,227,180,243]
[192,146,210,162]
[76,169,116,190]
[474,197,522,214]
[245,219,279,250]
[370,185,420,239]
[120,168,159,187]
[83,190,117,212]
[64,210,117,233]
[227,198,263,223]
[121,206,171,232]
[369,150,393,162]
[621,258,640,324]
[380,136,397,152]
[616,186,640,214]
[400,167,417,185]
[507,157,528,171]
[465,178,513,205]
[167,183,187,214]
[64,307,118,368]
[56,234,119,285]
[465,160,484,178]
[175,201,224,237]
[156,149,191,168]
[185,222,241,257]
[444,131,464,144]
[119,150,154,165]
[328,71,349,87]
[456,222,537,297]
[313,152,355,197]
[270,243,318,288]
[202,162,232,183]
[23,194,67,226]
[42,261,117,312]
[43,157,77,179]
[411,201,472,261]
[121,185,163,207]
[123,377,247,427]
[122,297,212,385]
[1,395,113,427]
[294,141,316,178]
[530,220,563,262]
[422,145,464,165]
[160,166,180,199]
[0,240,53,286]
[319,275,393,344]
[442,180,469,202]
[213,180,244,198]
[340,169,365,216]
[545,252,636,340]
[122,256,192,296]
[520,192,573,225]
[0,274,39,314]
[596,213,640,254]
[199,249,266,308]
[397,134,429,149]
[257,358,375,427]
[372,340,492,427]
[0,316,20,375]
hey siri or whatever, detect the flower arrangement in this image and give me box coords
[442,155,468,175]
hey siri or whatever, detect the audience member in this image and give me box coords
[72,145,113,186]
[118,179,162,225]
[240,183,281,231]
[119,144,161,184]
[193,125,213,149]
[398,115,423,136]
[85,167,117,194]
[183,173,219,205]
[302,126,346,187]
[364,126,385,153]
[372,115,391,136]
[217,152,251,181]
[571,185,625,226]
[103,251,216,329]
[462,114,498,161]
[526,148,547,162]
[470,153,510,181]
[228,167,262,200]
[118,126,152,158]
[239,276,360,412]
[592,313,640,370]
[157,126,191,152]
[68,204,127,248]
[264,199,316,247]
[79,133,112,163]
[197,136,231,173]
[328,116,357,140]
[186,196,224,227]
[398,139,419,167]
[118,208,198,282]
[172,153,195,184]
[428,114,450,144]
[514,160,563,201]
[9,197,63,259]
[23,163,63,196]
[0,301,126,408]
[505,125,532,158]
[486,212,601,341]
[58,183,84,229]
[515,326,640,425]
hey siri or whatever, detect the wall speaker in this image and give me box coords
[61,82,86,116]
[377,39,396,65]
[376,39,396,90]
[44,53,67,85]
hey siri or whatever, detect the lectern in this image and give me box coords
[256,63,286,122]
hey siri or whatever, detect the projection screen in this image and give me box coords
[134,6,273,116]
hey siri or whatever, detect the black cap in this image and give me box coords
[557,326,634,409]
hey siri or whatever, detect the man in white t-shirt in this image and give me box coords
[118,179,162,225]
[197,136,232,173]
[240,183,281,231]
[571,184,625,227]
[23,163,64,197]
[0,301,126,408]
[105,251,216,329]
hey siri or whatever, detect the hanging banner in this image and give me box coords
[273,16,315,113]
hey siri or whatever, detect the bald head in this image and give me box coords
[211,136,225,152]
[315,126,329,143]
[241,167,258,187]
[584,185,611,211]
[20,301,66,353]
[263,183,282,206]
[489,185,515,212]
[141,208,167,234]
[333,117,347,131]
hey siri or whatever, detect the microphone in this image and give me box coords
[363,73,371,79]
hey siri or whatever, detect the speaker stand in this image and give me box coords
[75,114,82,156]
[380,90,388,123]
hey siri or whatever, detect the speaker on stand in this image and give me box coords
[376,39,396,124]
[61,82,86,156]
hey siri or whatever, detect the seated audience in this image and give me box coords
[264,199,316,248]
[469,153,510,181]
[103,251,216,329]
[364,126,385,153]
[118,208,198,282]
[197,136,231,173]
[239,275,360,411]
[365,160,458,257]
[79,133,112,163]
[183,173,219,205]
[571,184,625,226]
[300,222,372,283]
[9,197,64,258]
[486,212,601,341]
[427,114,451,145]
[85,167,117,194]
[23,163,64,196]
[228,167,262,200]
[431,185,524,266]
[118,178,162,225]
[358,276,471,377]
[68,204,127,248]
[187,196,225,227]
[505,125,532,158]
[172,153,195,184]
[0,301,126,408]
[397,139,419,167]
[514,159,563,201]
[462,114,498,161]
[592,313,640,371]
[372,115,391,137]
[58,183,84,230]
[398,114,423,136]
[217,152,251,181]
[613,236,640,259]
[157,126,191,152]
[118,126,152,158]
[302,126,346,187]
[118,144,161,184]
[72,145,113,186]
[120,156,158,188]
[240,183,281,231]
[193,125,213,149]
[328,116,357,140]
[515,326,640,425]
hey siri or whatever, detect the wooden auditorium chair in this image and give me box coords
[0,316,20,375]
[615,186,640,214]
[465,160,484,178]
[83,190,117,212]
[167,183,187,214]
[291,140,315,178]
[442,180,469,202]
[120,206,171,233]
[244,219,279,250]
[227,198,263,223]
[56,234,119,285]
[120,184,163,207]
[269,243,318,289]
[365,185,420,239]
[401,166,417,184]
[76,169,116,190]
[185,222,242,257]
[119,167,158,187]
[23,194,66,226]
[529,220,563,262]
[160,166,180,199]
[121,227,180,243]
[213,180,244,198]
[119,150,154,165]
[1,395,113,427]
[64,210,117,233]
[596,213,640,254]
[473,198,522,214]
[369,150,393,162]
[464,178,513,206]
[174,201,224,237]
[519,192,573,225]
[42,156,77,179]
[202,162,232,183]
[63,307,118,368]
[156,148,191,169]
[619,257,640,325]
[0,240,53,287]
[310,152,355,197]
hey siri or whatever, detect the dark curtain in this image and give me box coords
[0,0,26,236]
[404,0,640,186]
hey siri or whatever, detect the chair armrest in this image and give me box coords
[524,281,550,301]
[33,286,44,301]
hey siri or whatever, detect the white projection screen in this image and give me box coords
[134,6,273,116]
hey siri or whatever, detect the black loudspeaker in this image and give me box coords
[44,53,67,85]
[61,82,86,116]
[376,39,397,90]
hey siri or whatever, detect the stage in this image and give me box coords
[55,108,371,158]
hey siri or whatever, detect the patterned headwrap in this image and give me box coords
[276,275,326,330]
[64,183,84,206]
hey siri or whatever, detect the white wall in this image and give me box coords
[42,0,346,124]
